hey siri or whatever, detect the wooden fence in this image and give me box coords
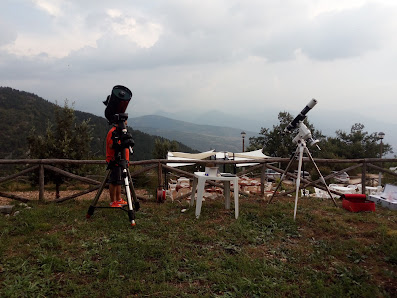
[1,157,397,203]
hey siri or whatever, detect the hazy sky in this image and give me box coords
[1,0,397,127]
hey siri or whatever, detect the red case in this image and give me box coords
[342,194,375,212]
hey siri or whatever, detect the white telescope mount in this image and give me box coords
[269,121,337,220]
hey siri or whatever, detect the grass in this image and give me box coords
[0,195,396,297]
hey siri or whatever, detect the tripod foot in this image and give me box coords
[134,201,140,211]
[86,205,95,219]
[127,209,136,226]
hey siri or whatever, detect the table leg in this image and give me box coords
[195,178,205,218]
[224,181,231,209]
[234,178,239,219]
[190,177,198,206]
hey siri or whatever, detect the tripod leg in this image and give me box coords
[294,144,305,220]
[86,170,111,218]
[304,147,337,206]
[122,169,136,226]
[269,148,299,203]
[127,168,140,211]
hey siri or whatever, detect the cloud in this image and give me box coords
[2,1,393,65]
[1,0,397,128]
[103,8,163,48]
[32,0,63,17]
[0,19,17,46]
[302,4,389,60]
[255,3,392,61]
[1,1,163,59]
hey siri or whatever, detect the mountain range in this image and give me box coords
[1,86,395,160]
[0,87,195,160]
[129,115,258,153]
[146,106,397,156]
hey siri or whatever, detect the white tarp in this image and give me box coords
[170,151,216,160]
[166,150,215,167]
[229,149,271,167]
[216,149,271,167]
[167,149,271,168]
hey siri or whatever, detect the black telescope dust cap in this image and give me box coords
[104,85,132,122]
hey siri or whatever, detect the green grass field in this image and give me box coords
[0,195,396,297]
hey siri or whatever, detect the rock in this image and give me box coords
[0,205,14,214]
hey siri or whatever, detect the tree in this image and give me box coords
[247,111,324,158]
[152,138,179,159]
[320,123,393,159]
[249,115,393,161]
[28,100,93,197]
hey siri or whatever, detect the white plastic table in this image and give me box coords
[190,172,239,219]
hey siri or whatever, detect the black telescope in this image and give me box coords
[103,85,132,123]
[284,98,317,133]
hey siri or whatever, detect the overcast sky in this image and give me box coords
[1,0,397,128]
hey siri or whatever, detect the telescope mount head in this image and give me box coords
[292,122,320,149]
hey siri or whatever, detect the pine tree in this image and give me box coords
[152,138,179,159]
[27,100,93,198]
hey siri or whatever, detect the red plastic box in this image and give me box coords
[342,194,375,212]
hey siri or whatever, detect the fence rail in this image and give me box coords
[1,157,397,203]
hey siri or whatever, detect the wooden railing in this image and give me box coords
[1,157,397,203]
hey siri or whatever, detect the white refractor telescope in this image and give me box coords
[285,98,319,148]
[284,98,317,133]
[269,98,337,221]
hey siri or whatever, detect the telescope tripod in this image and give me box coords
[86,164,140,227]
[269,139,336,220]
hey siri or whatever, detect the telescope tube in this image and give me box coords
[104,85,132,123]
[284,98,317,133]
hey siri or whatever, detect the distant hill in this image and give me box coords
[129,115,259,152]
[152,108,272,133]
[0,87,196,160]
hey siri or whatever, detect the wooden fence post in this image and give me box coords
[361,161,367,195]
[261,163,267,197]
[158,162,163,187]
[39,164,45,202]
